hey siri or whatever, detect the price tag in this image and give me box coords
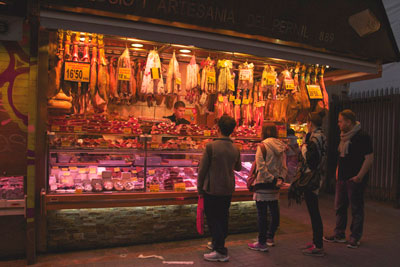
[74,126,83,132]
[64,61,90,82]
[123,127,132,134]
[180,144,188,150]
[148,169,155,175]
[285,81,295,90]
[266,74,276,85]
[228,80,235,91]
[118,67,131,81]
[61,168,69,171]
[51,125,60,132]
[306,85,323,99]
[206,71,216,84]
[229,95,235,102]
[174,182,186,192]
[239,69,251,81]
[150,184,160,192]
[114,168,120,172]
[234,99,241,105]
[151,67,161,80]
[218,95,224,102]
[176,77,182,85]
[70,166,77,171]
[89,168,97,174]
[243,99,250,105]
[256,101,266,108]
[131,170,137,174]
[150,143,159,149]
[204,130,211,137]
[61,140,71,147]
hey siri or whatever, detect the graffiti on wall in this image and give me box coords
[0,41,30,175]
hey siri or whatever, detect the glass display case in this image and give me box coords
[47,132,258,194]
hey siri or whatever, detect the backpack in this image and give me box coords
[246,144,267,192]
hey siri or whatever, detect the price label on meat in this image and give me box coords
[235,99,241,105]
[73,126,83,132]
[150,143,159,149]
[229,95,235,102]
[206,71,216,84]
[118,68,131,81]
[218,95,224,102]
[228,80,235,91]
[174,183,186,192]
[204,130,211,136]
[151,67,161,80]
[64,62,90,82]
[114,168,120,172]
[285,81,295,90]
[243,99,250,105]
[123,127,132,134]
[51,125,60,132]
[148,169,155,175]
[266,74,276,85]
[150,184,160,192]
[306,85,323,99]
[256,101,266,107]
[239,69,251,81]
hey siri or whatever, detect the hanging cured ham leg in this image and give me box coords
[80,34,90,113]
[71,33,80,114]
[318,66,329,111]
[89,34,98,110]
[97,34,109,106]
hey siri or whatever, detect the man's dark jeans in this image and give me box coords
[335,180,367,241]
[256,200,280,245]
[304,190,323,248]
[204,193,232,255]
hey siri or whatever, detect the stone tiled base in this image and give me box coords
[47,201,259,251]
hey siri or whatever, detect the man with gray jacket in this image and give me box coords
[198,115,242,262]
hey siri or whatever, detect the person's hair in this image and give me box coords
[217,115,236,136]
[308,110,326,127]
[174,101,186,109]
[262,124,277,140]
[339,109,356,124]
[287,128,295,136]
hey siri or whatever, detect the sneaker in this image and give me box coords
[323,235,347,243]
[206,242,213,251]
[266,239,275,247]
[203,251,229,262]
[248,242,269,252]
[302,247,325,257]
[347,239,360,249]
[301,242,315,250]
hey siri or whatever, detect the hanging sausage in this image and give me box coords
[166,51,181,95]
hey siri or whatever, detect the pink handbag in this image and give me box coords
[196,195,204,235]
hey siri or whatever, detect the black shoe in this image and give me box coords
[347,239,360,249]
[323,235,346,243]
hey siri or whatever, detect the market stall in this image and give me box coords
[26,0,399,255]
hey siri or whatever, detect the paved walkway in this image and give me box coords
[2,194,400,267]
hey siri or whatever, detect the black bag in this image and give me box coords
[247,144,267,192]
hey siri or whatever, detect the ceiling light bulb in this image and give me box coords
[179,49,191,53]
[131,43,144,48]
[80,37,85,42]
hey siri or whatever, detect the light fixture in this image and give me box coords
[80,37,85,42]
[179,49,191,53]
[131,43,144,48]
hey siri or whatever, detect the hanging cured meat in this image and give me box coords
[318,66,329,111]
[109,57,118,101]
[166,51,181,94]
[70,33,80,114]
[261,65,277,100]
[89,34,98,105]
[116,48,132,104]
[136,59,145,102]
[62,30,72,97]
[130,61,137,104]
[141,50,164,95]
[185,54,199,104]
[48,29,64,99]
[97,34,109,104]
[79,33,90,114]
[286,64,302,123]
[253,83,264,128]
[217,59,234,94]
[296,65,311,122]
[200,57,216,94]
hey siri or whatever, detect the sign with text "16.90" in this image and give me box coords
[64,61,90,82]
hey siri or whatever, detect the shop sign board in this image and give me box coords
[41,0,400,63]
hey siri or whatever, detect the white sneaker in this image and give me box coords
[203,251,229,262]
[206,242,213,250]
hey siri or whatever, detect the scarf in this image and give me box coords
[338,122,361,157]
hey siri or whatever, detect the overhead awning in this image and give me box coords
[40,0,400,67]
[40,10,380,74]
